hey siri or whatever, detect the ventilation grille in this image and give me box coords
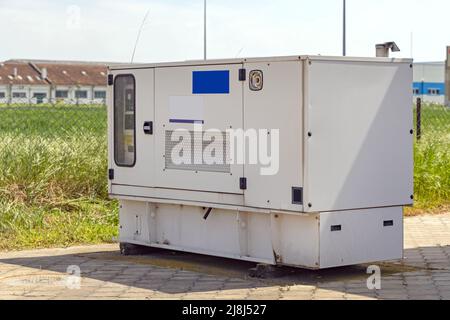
[165,131,231,173]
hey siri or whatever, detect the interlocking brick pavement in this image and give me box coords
[0,213,449,300]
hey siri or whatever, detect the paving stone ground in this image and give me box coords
[0,213,449,300]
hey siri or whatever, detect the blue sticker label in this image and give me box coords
[193,70,230,94]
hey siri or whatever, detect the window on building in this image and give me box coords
[55,90,69,98]
[94,91,106,99]
[427,89,440,95]
[413,89,420,95]
[12,92,26,98]
[75,90,88,99]
[0,92,5,99]
[33,93,47,104]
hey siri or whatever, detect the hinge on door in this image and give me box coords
[108,74,114,86]
[108,169,115,180]
[239,69,246,81]
[240,177,247,190]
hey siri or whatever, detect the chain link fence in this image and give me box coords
[0,100,108,208]
[0,98,449,216]
[414,98,450,142]
[413,99,450,209]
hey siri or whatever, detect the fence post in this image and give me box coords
[416,97,422,141]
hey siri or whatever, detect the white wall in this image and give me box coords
[11,85,30,104]
[93,86,107,104]
[0,84,107,105]
[414,62,445,83]
[413,62,446,104]
[0,85,7,104]
[420,95,445,104]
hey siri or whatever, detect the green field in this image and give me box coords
[409,103,450,214]
[0,103,448,250]
[0,105,118,250]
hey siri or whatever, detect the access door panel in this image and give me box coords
[304,60,414,212]
[243,61,304,211]
[108,69,155,188]
[154,64,244,194]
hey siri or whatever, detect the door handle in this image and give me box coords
[143,121,153,135]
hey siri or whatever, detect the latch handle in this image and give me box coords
[143,121,153,135]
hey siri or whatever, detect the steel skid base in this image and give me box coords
[118,200,404,270]
[119,242,157,256]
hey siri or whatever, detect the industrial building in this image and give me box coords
[413,47,450,105]
[0,59,108,104]
[413,61,446,104]
[1,55,448,106]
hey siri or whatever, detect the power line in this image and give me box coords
[131,9,151,63]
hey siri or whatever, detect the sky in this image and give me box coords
[0,0,449,63]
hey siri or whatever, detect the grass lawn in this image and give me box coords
[0,103,448,250]
[0,105,118,250]
[405,103,450,215]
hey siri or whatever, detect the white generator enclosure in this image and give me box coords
[107,56,413,269]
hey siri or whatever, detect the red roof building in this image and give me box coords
[0,59,109,104]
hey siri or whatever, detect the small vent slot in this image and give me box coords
[384,220,394,227]
[331,225,342,232]
[292,187,303,205]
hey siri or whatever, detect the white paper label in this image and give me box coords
[169,96,204,123]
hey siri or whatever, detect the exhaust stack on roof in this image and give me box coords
[41,68,48,80]
[376,42,400,58]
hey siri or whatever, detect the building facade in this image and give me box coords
[1,57,448,106]
[413,61,446,104]
[0,59,108,105]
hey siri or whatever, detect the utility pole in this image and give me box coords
[204,0,207,60]
[343,0,347,56]
[446,46,450,107]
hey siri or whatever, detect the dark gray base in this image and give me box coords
[119,243,155,256]
[248,264,284,279]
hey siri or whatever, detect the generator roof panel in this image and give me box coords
[109,55,413,70]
